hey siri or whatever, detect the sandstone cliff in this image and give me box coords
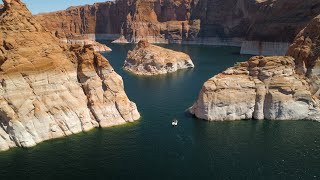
[123,40,194,75]
[35,1,128,35]
[191,0,320,42]
[287,15,320,99]
[190,56,320,121]
[0,0,140,151]
[35,0,320,43]
[190,15,320,121]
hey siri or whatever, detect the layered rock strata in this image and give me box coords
[62,34,112,52]
[123,40,194,75]
[287,15,320,98]
[35,0,320,43]
[0,0,140,152]
[189,56,320,121]
[190,15,320,121]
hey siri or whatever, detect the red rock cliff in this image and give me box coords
[35,0,320,43]
[0,0,140,151]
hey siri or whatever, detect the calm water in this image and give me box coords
[1,42,320,180]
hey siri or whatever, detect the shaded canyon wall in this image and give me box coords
[35,0,320,44]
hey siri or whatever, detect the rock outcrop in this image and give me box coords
[59,33,112,52]
[190,15,320,121]
[287,15,320,99]
[35,1,128,35]
[35,0,320,43]
[189,56,320,121]
[123,40,194,75]
[0,0,140,152]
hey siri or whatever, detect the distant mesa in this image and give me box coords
[123,40,194,75]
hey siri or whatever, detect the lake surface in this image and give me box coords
[0,42,320,180]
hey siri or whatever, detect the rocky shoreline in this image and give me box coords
[1,0,320,152]
[190,15,320,122]
[0,0,139,151]
[189,56,320,121]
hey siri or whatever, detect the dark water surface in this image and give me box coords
[1,42,320,180]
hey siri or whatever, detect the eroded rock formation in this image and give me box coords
[0,0,140,151]
[60,33,112,52]
[35,1,128,35]
[123,40,194,75]
[190,15,320,121]
[190,56,320,121]
[35,0,320,43]
[287,15,320,99]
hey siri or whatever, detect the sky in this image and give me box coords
[5,0,111,14]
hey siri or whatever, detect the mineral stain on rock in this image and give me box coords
[190,15,320,121]
[0,0,140,151]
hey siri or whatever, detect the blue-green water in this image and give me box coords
[1,43,320,179]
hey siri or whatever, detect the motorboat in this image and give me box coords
[172,119,178,126]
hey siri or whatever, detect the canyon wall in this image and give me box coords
[35,0,320,45]
[0,0,140,151]
[35,1,129,35]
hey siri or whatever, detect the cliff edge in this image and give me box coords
[0,0,140,151]
[35,0,320,43]
[189,15,320,121]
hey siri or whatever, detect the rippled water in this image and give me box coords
[0,42,320,179]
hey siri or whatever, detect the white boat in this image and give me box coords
[172,119,178,126]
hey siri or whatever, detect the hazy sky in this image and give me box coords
[17,0,110,14]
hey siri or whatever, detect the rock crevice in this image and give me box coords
[190,56,320,121]
[0,0,140,151]
[35,0,320,43]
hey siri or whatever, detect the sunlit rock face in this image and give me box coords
[287,15,320,99]
[35,0,320,43]
[0,0,140,151]
[190,56,320,121]
[123,40,194,75]
[190,14,320,121]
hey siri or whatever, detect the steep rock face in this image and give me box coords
[35,1,130,35]
[0,0,140,151]
[123,40,194,75]
[190,15,320,121]
[192,0,320,41]
[35,0,320,43]
[190,56,320,121]
[73,44,140,126]
[121,0,199,43]
[287,15,320,98]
